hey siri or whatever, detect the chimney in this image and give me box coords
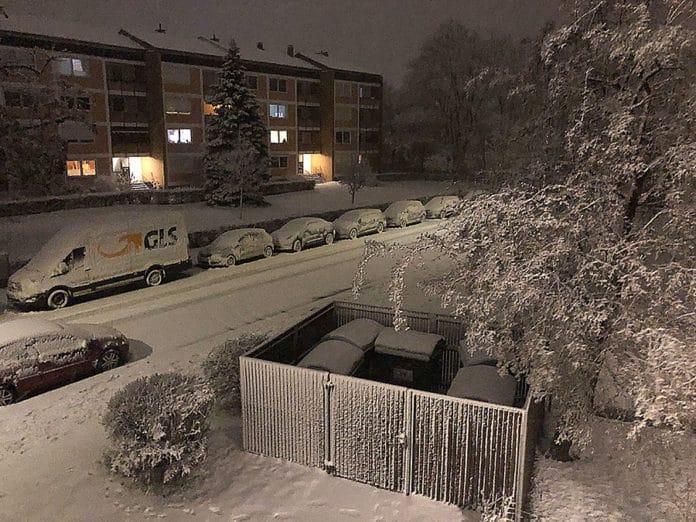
[155,22,166,34]
[211,33,220,43]
[286,44,295,57]
[256,41,264,50]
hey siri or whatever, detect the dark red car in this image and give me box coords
[0,317,130,406]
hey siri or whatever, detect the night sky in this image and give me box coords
[12,0,560,84]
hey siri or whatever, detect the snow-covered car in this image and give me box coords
[0,318,130,406]
[424,195,461,219]
[333,209,387,240]
[198,228,274,267]
[271,217,335,252]
[383,200,426,228]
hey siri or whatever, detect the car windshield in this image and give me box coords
[0,318,63,347]
[211,230,247,247]
[337,210,363,221]
[277,219,312,235]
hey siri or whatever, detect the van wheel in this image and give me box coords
[292,239,302,253]
[47,288,71,309]
[348,228,358,240]
[145,268,164,287]
[377,222,385,233]
[0,385,16,406]
[263,245,273,258]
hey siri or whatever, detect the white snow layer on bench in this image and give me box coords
[447,366,516,406]
[321,318,385,352]
[298,340,364,375]
[374,328,444,361]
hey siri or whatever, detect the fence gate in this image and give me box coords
[240,357,328,468]
[328,374,408,492]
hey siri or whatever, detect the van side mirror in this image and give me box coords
[54,262,69,276]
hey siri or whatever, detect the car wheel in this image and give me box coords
[325,232,335,245]
[0,385,15,406]
[226,254,237,267]
[348,228,358,240]
[439,209,447,219]
[98,348,122,371]
[292,239,302,253]
[47,288,71,309]
[377,222,385,233]
[263,245,273,258]
[399,215,408,228]
[145,267,164,287]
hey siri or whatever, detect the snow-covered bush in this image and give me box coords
[102,373,214,487]
[202,334,267,412]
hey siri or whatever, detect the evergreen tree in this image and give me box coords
[205,40,269,206]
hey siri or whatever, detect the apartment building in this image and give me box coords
[0,15,383,191]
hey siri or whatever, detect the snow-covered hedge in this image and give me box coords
[102,373,214,487]
[202,334,267,412]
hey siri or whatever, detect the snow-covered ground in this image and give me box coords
[0,222,470,521]
[0,180,458,264]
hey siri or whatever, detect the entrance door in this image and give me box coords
[328,374,408,491]
[302,154,312,174]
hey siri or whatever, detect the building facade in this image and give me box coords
[0,17,383,191]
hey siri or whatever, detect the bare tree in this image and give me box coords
[339,160,371,205]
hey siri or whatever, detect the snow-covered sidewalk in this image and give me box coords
[0,180,457,264]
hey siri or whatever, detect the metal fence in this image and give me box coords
[241,301,542,520]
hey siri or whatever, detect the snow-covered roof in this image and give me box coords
[424,195,459,210]
[0,14,139,50]
[334,208,382,223]
[384,200,423,218]
[295,49,380,76]
[0,318,63,347]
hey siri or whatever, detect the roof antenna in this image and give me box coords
[211,33,219,42]
[155,23,166,33]
[0,6,9,19]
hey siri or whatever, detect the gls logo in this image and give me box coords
[144,227,178,250]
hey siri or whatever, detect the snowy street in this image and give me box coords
[0,220,469,521]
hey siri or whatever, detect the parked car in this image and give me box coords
[0,317,130,406]
[424,195,461,219]
[271,218,335,252]
[384,200,426,227]
[198,228,273,267]
[333,209,387,240]
[7,210,191,310]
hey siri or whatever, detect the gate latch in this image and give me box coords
[396,432,407,446]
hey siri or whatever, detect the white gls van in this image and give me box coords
[7,210,191,309]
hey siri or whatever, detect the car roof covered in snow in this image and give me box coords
[275,217,328,234]
[0,318,64,347]
[335,209,381,222]
[425,195,460,208]
[384,200,423,214]
[213,228,267,244]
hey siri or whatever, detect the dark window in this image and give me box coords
[4,91,25,107]
[336,131,351,144]
[246,75,258,89]
[269,77,287,92]
[64,247,86,270]
[270,156,288,168]
[110,95,125,112]
[300,131,312,144]
[136,96,148,112]
[77,96,91,111]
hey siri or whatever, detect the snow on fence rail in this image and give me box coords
[240,301,542,520]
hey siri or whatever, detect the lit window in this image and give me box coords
[269,78,287,92]
[270,156,288,168]
[55,57,88,77]
[270,130,288,144]
[269,104,287,119]
[168,128,192,144]
[335,131,351,144]
[66,159,96,176]
[204,103,217,116]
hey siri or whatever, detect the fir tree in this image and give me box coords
[205,39,269,207]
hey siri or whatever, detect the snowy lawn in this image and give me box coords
[0,180,459,264]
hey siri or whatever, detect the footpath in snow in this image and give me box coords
[0,180,457,264]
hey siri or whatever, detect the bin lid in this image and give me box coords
[322,318,385,352]
[374,328,444,361]
[298,340,364,375]
[446,366,516,406]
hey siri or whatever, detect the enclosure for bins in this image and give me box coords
[240,301,542,520]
